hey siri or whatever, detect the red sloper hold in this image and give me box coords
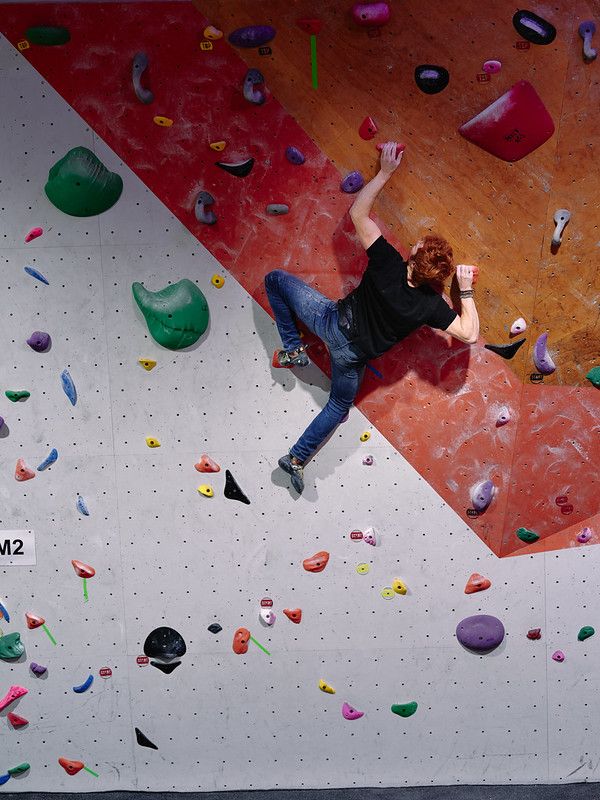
[283,608,302,623]
[232,627,250,655]
[26,612,45,629]
[71,560,95,578]
[303,551,330,573]
[7,711,28,727]
[359,116,378,140]
[464,573,492,594]
[296,18,323,35]
[58,758,84,776]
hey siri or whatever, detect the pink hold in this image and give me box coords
[25,227,43,243]
[552,650,565,662]
[351,1,390,27]
[577,527,593,543]
[0,685,28,713]
[362,454,374,465]
[483,60,502,74]
[363,527,377,546]
[496,406,511,426]
[342,701,364,720]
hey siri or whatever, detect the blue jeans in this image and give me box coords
[265,269,366,463]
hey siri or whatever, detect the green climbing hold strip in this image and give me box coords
[578,626,595,641]
[391,702,418,718]
[586,366,600,388]
[8,763,30,776]
[132,279,209,350]
[516,527,539,543]
[45,147,123,217]
[5,390,30,402]
[25,26,70,45]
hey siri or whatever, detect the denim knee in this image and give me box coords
[264,269,288,290]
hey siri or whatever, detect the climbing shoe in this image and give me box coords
[278,454,305,494]
[272,345,310,369]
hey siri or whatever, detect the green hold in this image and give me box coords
[516,527,539,543]
[586,366,600,388]
[578,626,595,641]
[45,147,123,217]
[391,702,418,718]
[132,279,209,350]
[5,390,30,402]
[8,763,30,776]
[0,632,25,660]
[26,26,70,45]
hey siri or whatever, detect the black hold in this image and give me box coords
[512,10,556,46]
[215,158,255,178]
[150,660,181,674]
[143,626,186,661]
[224,469,251,505]
[208,623,223,634]
[484,338,526,359]
[414,64,449,94]
[135,727,158,750]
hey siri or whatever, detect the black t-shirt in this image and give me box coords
[337,235,457,359]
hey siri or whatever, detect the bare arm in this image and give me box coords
[349,142,404,250]
[445,265,480,344]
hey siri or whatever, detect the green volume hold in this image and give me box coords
[391,702,418,718]
[132,279,209,350]
[26,26,70,45]
[45,147,123,217]
[516,527,539,543]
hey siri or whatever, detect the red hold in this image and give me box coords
[296,18,323,35]
[527,628,542,640]
[283,608,302,624]
[195,454,220,473]
[59,758,84,776]
[376,142,405,158]
[0,686,28,713]
[359,116,378,140]
[26,612,45,629]
[233,627,250,655]
[303,551,330,573]
[25,227,43,243]
[8,712,28,727]
[464,573,491,594]
[352,2,391,28]
[71,559,95,578]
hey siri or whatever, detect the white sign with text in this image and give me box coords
[0,530,36,566]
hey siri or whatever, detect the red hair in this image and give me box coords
[409,235,454,287]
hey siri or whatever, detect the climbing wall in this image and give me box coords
[0,0,599,793]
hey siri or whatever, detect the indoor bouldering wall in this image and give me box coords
[0,0,599,793]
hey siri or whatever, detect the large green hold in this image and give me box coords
[586,366,600,388]
[578,626,595,641]
[45,147,123,216]
[26,26,70,45]
[516,527,539,543]
[132,279,209,350]
[391,702,418,718]
[8,763,30,776]
[0,632,25,660]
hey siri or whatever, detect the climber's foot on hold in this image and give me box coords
[272,345,310,369]
[278,454,305,494]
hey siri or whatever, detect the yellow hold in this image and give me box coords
[319,679,336,694]
[145,437,161,448]
[209,141,227,152]
[204,25,223,40]
[139,358,157,371]
[360,431,371,442]
[198,484,214,497]
[392,578,408,595]
[153,116,173,127]
[211,274,225,288]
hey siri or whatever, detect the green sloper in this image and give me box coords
[132,279,209,350]
[45,147,123,217]
[516,527,539,543]
[586,366,600,388]
[26,26,70,45]
[391,702,418,718]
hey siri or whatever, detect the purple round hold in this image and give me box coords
[341,171,365,194]
[285,146,305,165]
[228,25,276,48]
[456,614,505,652]
[26,331,51,352]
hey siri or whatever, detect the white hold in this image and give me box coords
[510,317,526,335]
[363,526,377,546]
[496,406,511,426]
[259,608,276,626]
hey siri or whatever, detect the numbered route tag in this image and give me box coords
[0,530,36,566]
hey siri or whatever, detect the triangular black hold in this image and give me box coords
[224,469,250,504]
[414,64,449,94]
[150,660,181,674]
[512,10,556,46]
[484,338,526,360]
[135,727,158,750]
[208,623,222,634]
[215,158,255,178]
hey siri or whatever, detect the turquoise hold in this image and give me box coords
[0,632,24,660]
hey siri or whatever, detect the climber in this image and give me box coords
[265,142,479,495]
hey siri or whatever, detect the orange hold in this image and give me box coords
[464,572,491,594]
[58,758,84,776]
[15,458,35,481]
[232,627,250,654]
[25,612,45,629]
[194,454,221,473]
[302,551,330,573]
[283,608,302,624]
[71,560,95,579]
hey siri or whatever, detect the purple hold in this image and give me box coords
[243,68,266,105]
[341,171,365,194]
[285,146,305,165]
[577,527,593,543]
[0,416,4,431]
[30,661,47,676]
[27,331,51,352]
[228,25,276,48]
[456,614,505,652]
[533,332,556,375]
[470,479,494,512]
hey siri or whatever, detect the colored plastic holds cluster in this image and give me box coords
[229,25,276,48]
[204,25,223,40]
[285,146,306,165]
[198,484,214,497]
[138,358,156,371]
[209,141,227,151]
[132,52,154,104]
[0,685,28,712]
[578,21,597,61]
[27,331,51,352]
[30,662,47,675]
[496,406,511,426]
[6,390,30,402]
[37,448,58,471]
[15,458,35,481]
[61,369,77,405]
[303,551,330,572]
[145,437,160,448]
[552,650,565,662]
[360,431,371,442]
[464,573,491,594]
[135,727,158,750]
[7,763,30,776]
[512,9,556,45]
[224,470,251,504]
[259,608,276,626]
[207,623,222,634]
[470,480,494,512]
[144,627,186,660]
[233,627,250,655]
[484,339,526,360]
[340,171,365,193]
[362,454,374,465]
[195,190,217,225]
[71,560,95,579]
[456,615,505,652]
[26,25,69,44]
[391,701,418,717]
[585,366,600,388]
[342,702,364,720]
[25,612,45,629]
[24,265,49,284]
[266,204,289,215]
[46,147,123,216]
[132,279,209,350]
[551,208,571,248]
[527,628,542,640]
[578,626,595,641]
[319,679,335,694]
[153,116,173,127]
[359,116,378,140]
[415,64,450,94]
[25,227,44,243]
[392,578,407,595]
[59,758,84,776]
[7,711,28,727]
[577,527,593,543]
[195,454,220,473]
[516,527,539,543]
[533,332,556,375]
[0,633,25,660]
[283,608,302,624]
[483,60,502,74]
[243,68,267,104]
[73,674,94,693]
[216,158,255,177]
[356,563,370,574]
[352,1,390,27]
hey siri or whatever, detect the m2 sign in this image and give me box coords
[0,531,36,566]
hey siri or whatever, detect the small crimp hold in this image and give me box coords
[211,274,225,288]
[527,628,542,640]
[319,679,335,693]
[551,208,571,247]
[414,64,450,94]
[496,406,511,426]
[392,578,407,595]
[15,458,35,481]
[24,266,49,284]
[30,662,47,675]
[577,527,593,543]
[362,454,374,465]
[26,612,45,629]
[153,116,173,127]
[363,527,377,546]
[351,2,390,27]
[510,317,527,335]
[25,227,43,242]
[209,141,227,151]
[283,608,302,624]
[358,116,378,140]
[259,608,276,626]
[198,484,214,497]
[204,26,223,40]
[37,448,58,471]
[73,674,94,693]
[360,431,371,442]
[552,650,565,662]
[285,146,305,165]
[59,758,84,776]
[138,358,157,371]
[243,68,266,104]
[72,559,96,578]
[195,191,217,225]
[266,204,289,215]
[6,390,30,402]
[145,437,160,448]
[76,495,89,516]
[208,623,222,634]
[516,527,539,543]
[464,573,491,594]
[61,369,77,406]
[483,60,502,74]
[195,454,220,473]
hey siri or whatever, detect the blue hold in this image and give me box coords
[37,448,58,471]
[0,600,10,624]
[24,266,49,285]
[0,774,10,785]
[61,369,77,406]
[76,495,89,516]
[73,674,94,693]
